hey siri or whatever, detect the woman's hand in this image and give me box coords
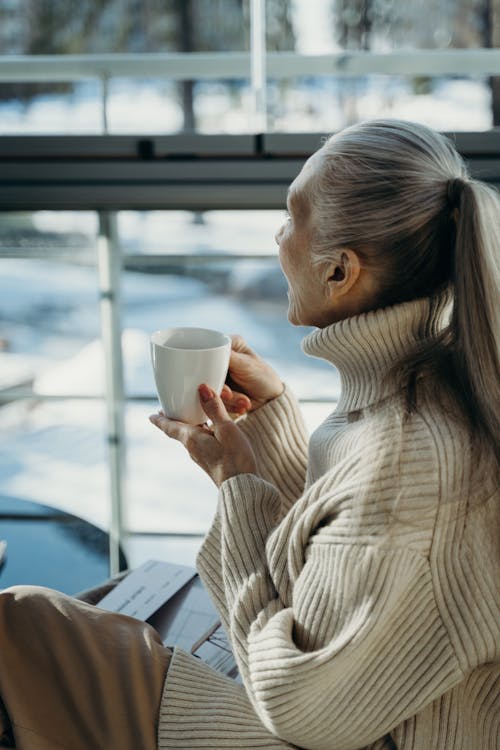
[149,384,258,487]
[221,335,284,417]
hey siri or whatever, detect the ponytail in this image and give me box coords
[451,179,500,462]
[308,119,499,464]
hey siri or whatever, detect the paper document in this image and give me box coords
[98,558,240,680]
[191,620,240,680]
[98,559,196,621]
[150,573,219,650]
[146,570,239,678]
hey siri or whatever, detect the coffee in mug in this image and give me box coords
[150,326,231,424]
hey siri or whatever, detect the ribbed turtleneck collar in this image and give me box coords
[301,290,452,413]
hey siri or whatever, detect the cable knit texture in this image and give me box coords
[157,292,500,750]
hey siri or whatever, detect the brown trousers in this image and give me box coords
[0,585,171,750]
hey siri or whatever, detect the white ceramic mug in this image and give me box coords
[150,326,231,424]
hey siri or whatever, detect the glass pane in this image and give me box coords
[190,81,253,135]
[268,75,492,133]
[118,209,281,255]
[276,0,495,132]
[0,213,100,387]
[1,0,496,134]
[0,1,249,56]
[291,0,486,53]
[0,213,109,532]
[125,399,218,535]
[126,533,203,569]
[0,0,256,135]
[0,79,255,135]
[105,79,256,135]
[0,81,105,135]
[0,397,109,528]
[106,79,182,134]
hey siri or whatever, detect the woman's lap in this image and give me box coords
[0,585,171,750]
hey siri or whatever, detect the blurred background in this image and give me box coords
[1,0,499,133]
[0,0,499,578]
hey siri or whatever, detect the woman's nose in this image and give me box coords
[275,225,284,245]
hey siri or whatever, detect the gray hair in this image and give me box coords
[307,119,500,462]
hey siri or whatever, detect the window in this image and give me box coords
[1,0,499,572]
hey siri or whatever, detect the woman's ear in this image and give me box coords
[325,249,362,298]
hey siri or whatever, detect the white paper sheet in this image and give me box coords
[97,559,196,620]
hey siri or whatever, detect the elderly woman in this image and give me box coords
[1,119,499,750]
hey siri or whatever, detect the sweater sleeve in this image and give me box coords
[236,385,308,513]
[197,474,464,750]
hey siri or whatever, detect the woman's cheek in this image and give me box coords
[278,239,295,280]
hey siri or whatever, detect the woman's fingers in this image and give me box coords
[230,333,255,355]
[149,386,233,442]
[227,335,284,407]
[198,384,233,432]
[149,385,257,486]
[220,384,252,415]
[148,413,194,443]
[221,383,232,399]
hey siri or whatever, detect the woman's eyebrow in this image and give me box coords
[287,188,309,220]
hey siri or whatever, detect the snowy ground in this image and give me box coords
[0,76,492,135]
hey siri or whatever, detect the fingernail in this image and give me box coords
[198,384,213,402]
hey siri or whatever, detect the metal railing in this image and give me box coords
[2,48,500,133]
[2,49,500,79]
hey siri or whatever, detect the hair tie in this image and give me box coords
[447,177,463,209]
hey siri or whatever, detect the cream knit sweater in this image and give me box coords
[157,293,500,750]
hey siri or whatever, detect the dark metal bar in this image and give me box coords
[0,132,498,212]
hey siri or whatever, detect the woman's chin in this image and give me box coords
[287,306,307,327]
[287,296,314,327]
[287,304,299,326]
